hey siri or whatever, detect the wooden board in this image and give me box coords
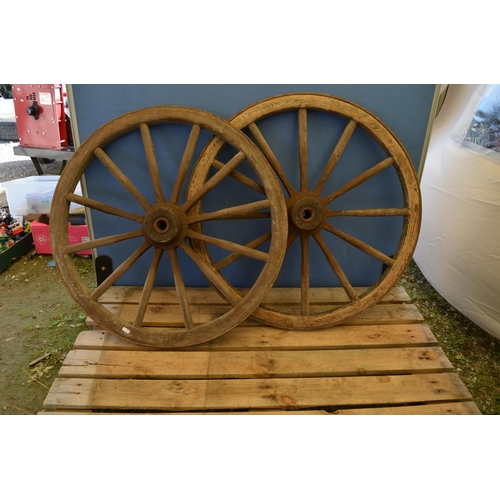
[59,346,453,379]
[43,287,481,414]
[75,324,438,351]
[39,403,481,415]
[97,286,413,305]
[87,287,422,328]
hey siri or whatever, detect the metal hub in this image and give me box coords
[287,194,327,235]
[142,203,187,249]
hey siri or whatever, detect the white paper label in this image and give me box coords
[39,92,52,105]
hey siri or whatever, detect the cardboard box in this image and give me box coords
[31,221,91,255]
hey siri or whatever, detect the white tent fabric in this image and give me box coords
[414,84,500,340]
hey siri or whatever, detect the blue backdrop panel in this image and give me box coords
[71,84,435,288]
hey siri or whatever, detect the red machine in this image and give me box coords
[12,84,73,150]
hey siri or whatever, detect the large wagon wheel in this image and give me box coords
[189,93,421,330]
[50,106,287,347]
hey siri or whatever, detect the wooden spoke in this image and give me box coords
[313,119,357,196]
[313,232,358,302]
[214,231,272,271]
[179,242,239,307]
[186,229,269,263]
[140,123,165,204]
[327,208,409,217]
[182,151,246,212]
[167,248,194,330]
[323,157,394,205]
[67,193,144,224]
[300,235,309,316]
[324,223,396,267]
[94,147,152,211]
[90,241,151,301]
[203,211,270,221]
[298,108,308,192]
[133,248,164,328]
[187,200,271,224]
[212,159,266,195]
[248,122,297,196]
[170,124,201,204]
[64,228,144,255]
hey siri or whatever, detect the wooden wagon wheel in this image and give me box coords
[50,106,287,347]
[189,93,421,330]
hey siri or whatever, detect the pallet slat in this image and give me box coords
[75,324,438,351]
[38,403,481,415]
[43,373,473,412]
[59,347,452,379]
[98,286,413,305]
[88,303,424,328]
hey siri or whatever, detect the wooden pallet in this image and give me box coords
[42,287,481,415]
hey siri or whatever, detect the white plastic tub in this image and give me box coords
[0,175,83,216]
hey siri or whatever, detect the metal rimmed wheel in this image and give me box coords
[189,93,421,330]
[50,106,287,347]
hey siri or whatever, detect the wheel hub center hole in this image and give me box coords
[302,208,314,221]
[154,218,169,233]
[288,196,326,234]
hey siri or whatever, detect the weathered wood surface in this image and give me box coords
[43,287,481,415]
[89,286,419,328]
[75,324,438,351]
[97,286,413,305]
[89,303,423,328]
[43,373,472,412]
[59,347,452,379]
